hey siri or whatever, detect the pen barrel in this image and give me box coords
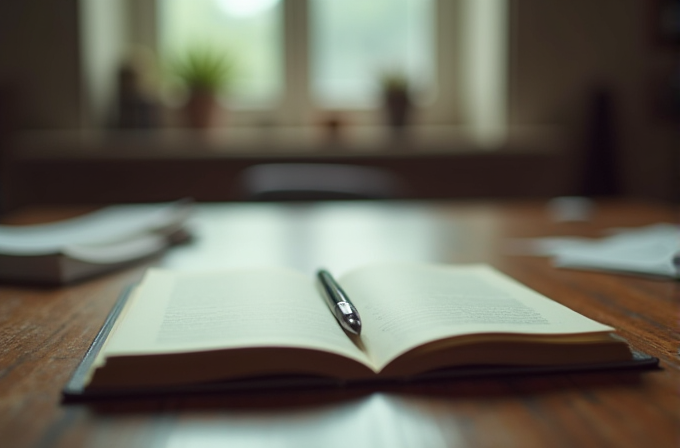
[318,271,350,305]
[317,269,362,335]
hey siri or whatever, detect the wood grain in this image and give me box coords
[0,200,678,448]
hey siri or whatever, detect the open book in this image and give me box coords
[68,263,654,399]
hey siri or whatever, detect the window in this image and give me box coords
[121,0,507,138]
[310,0,436,108]
[159,0,283,107]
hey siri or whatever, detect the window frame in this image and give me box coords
[126,0,506,138]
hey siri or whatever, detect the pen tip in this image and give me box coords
[348,318,362,335]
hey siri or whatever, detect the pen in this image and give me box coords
[316,269,362,335]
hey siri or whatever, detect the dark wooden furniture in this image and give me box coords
[1,200,678,448]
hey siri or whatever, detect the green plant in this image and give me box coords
[379,71,412,129]
[380,71,409,94]
[171,48,235,94]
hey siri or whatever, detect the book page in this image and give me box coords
[339,263,615,370]
[101,268,371,367]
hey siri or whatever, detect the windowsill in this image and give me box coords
[14,124,563,160]
[5,124,573,206]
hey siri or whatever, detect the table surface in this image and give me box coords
[1,200,678,448]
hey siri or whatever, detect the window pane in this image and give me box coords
[311,0,436,108]
[158,0,282,107]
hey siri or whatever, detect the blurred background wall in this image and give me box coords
[0,1,82,129]
[509,0,678,201]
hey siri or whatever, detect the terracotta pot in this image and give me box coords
[184,89,218,129]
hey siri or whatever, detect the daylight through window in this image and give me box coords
[159,0,436,110]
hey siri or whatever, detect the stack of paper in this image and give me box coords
[508,224,679,279]
[0,200,193,284]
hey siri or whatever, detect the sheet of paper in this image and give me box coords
[507,224,679,279]
[553,224,679,278]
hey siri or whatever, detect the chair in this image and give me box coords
[235,163,407,201]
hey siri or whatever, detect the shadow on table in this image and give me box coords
[84,369,649,415]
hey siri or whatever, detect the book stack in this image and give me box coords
[0,200,192,284]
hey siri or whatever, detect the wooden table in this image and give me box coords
[1,200,678,448]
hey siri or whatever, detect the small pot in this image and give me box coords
[383,88,412,129]
[184,89,219,129]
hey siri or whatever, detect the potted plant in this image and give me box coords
[172,48,235,129]
[380,72,412,130]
